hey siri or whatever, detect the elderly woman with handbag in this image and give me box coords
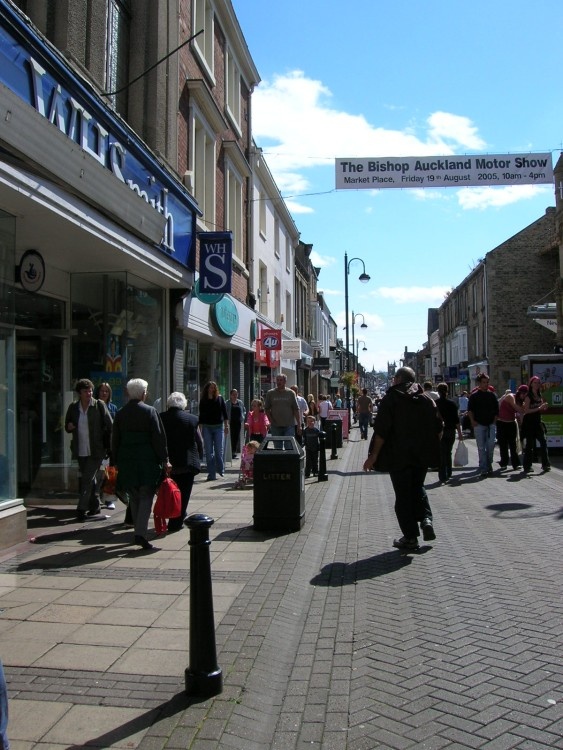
[160,392,203,532]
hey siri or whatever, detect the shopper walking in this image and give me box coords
[435,383,463,483]
[199,382,229,480]
[522,376,550,473]
[112,378,170,550]
[363,367,443,551]
[496,389,524,471]
[160,392,203,532]
[64,378,113,521]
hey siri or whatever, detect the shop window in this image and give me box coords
[70,272,164,408]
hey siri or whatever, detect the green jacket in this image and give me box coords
[64,399,112,460]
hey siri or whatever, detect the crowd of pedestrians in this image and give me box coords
[62,370,550,559]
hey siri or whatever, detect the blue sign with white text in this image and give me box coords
[199,232,233,295]
[0,1,200,269]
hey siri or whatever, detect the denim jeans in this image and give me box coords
[202,424,225,479]
[358,413,370,439]
[269,424,296,450]
[389,466,432,540]
[474,423,496,473]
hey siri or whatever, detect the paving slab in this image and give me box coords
[2,435,563,748]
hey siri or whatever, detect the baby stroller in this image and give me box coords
[233,441,260,489]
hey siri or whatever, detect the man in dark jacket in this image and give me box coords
[363,367,443,551]
[160,392,203,532]
[467,373,499,477]
[112,378,170,549]
[65,378,113,521]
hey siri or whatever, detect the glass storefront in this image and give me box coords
[70,272,164,407]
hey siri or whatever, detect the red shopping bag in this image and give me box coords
[153,478,182,533]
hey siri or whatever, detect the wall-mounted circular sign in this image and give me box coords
[193,278,224,305]
[18,249,45,292]
[210,296,239,337]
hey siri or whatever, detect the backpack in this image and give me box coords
[153,478,182,533]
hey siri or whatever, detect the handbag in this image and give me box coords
[102,465,118,496]
[153,477,182,534]
[453,440,468,467]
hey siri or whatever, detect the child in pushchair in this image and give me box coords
[234,440,260,489]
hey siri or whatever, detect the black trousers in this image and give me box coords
[390,466,432,540]
[167,473,196,532]
[496,420,520,469]
[439,427,456,481]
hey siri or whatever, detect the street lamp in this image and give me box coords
[344,252,370,427]
[356,340,368,389]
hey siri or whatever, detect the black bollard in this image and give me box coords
[184,514,223,697]
[330,422,338,460]
[318,431,328,481]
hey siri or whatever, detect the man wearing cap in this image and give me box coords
[467,373,499,477]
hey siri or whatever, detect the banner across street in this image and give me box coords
[335,152,553,190]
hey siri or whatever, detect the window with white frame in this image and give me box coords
[285,292,292,333]
[225,48,241,131]
[274,278,281,323]
[285,235,291,272]
[259,262,268,315]
[258,188,266,239]
[106,0,131,115]
[226,164,243,259]
[193,0,214,79]
[274,215,280,257]
[193,113,216,228]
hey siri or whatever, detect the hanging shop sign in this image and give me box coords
[261,329,282,351]
[198,232,233,294]
[0,1,200,267]
[335,153,553,190]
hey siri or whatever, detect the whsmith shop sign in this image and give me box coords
[335,153,553,190]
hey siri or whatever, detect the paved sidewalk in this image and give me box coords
[2,435,563,749]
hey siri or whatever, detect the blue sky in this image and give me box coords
[233,0,563,371]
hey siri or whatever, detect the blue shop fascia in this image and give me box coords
[0,0,201,546]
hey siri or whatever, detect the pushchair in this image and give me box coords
[233,441,260,489]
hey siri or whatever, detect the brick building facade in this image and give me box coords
[440,208,559,392]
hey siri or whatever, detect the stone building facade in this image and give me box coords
[440,207,559,392]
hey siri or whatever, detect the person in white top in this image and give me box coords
[318,394,333,431]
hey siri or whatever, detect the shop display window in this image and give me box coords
[70,273,164,407]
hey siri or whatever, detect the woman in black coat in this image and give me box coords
[160,392,203,532]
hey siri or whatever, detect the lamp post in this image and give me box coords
[356,340,367,389]
[344,252,370,427]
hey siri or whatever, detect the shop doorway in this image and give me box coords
[15,291,67,498]
[16,333,67,496]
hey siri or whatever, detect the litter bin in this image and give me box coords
[253,436,305,532]
[325,418,343,448]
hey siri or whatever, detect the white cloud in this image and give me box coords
[376,286,451,304]
[309,250,337,268]
[427,112,486,150]
[456,184,551,210]
[318,288,343,296]
[252,71,489,203]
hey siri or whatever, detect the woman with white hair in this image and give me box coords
[112,378,170,550]
[160,392,203,532]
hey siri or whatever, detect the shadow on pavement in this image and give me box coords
[310,548,436,586]
[64,690,205,750]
